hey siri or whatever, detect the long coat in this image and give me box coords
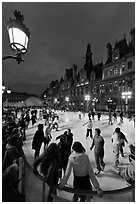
[32,129,45,150]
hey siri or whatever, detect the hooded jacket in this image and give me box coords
[60,151,99,189]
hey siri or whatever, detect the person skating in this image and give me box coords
[91,111,95,120]
[108,109,113,125]
[115,127,128,157]
[58,141,103,202]
[111,127,127,169]
[83,119,93,139]
[90,128,105,175]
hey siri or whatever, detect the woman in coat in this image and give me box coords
[33,143,60,201]
[32,124,45,159]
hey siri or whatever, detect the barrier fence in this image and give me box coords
[19,156,135,202]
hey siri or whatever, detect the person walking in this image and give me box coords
[33,143,60,201]
[83,119,93,139]
[90,128,105,175]
[32,124,45,159]
[58,141,103,202]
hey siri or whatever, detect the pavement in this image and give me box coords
[23,111,135,202]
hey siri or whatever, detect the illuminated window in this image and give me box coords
[114,67,118,74]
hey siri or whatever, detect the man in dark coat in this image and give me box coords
[32,124,45,159]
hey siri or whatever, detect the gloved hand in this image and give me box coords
[97,188,103,197]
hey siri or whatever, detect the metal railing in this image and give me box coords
[18,155,135,202]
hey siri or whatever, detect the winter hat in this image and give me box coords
[72,141,85,153]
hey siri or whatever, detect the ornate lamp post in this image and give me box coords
[122,91,132,112]
[2,10,30,64]
[84,94,90,112]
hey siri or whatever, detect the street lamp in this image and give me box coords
[84,94,90,112]
[122,91,132,112]
[3,10,30,64]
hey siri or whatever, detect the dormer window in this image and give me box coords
[112,49,119,60]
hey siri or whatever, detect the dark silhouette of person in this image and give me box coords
[32,124,45,159]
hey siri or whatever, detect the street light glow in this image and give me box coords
[122,91,132,96]
[108,98,113,103]
[8,27,29,52]
[54,98,57,103]
[65,97,69,102]
[85,94,90,101]
[7,89,11,94]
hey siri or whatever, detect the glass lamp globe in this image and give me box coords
[7,10,30,54]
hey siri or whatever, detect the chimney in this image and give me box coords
[106,43,112,61]
[130,28,135,48]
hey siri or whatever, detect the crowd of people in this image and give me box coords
[2,106,135,202]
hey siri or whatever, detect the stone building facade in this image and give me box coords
[42,28,135,112]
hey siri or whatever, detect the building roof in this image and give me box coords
[113,37,129,58]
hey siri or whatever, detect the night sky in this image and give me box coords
[2,2,135,96]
